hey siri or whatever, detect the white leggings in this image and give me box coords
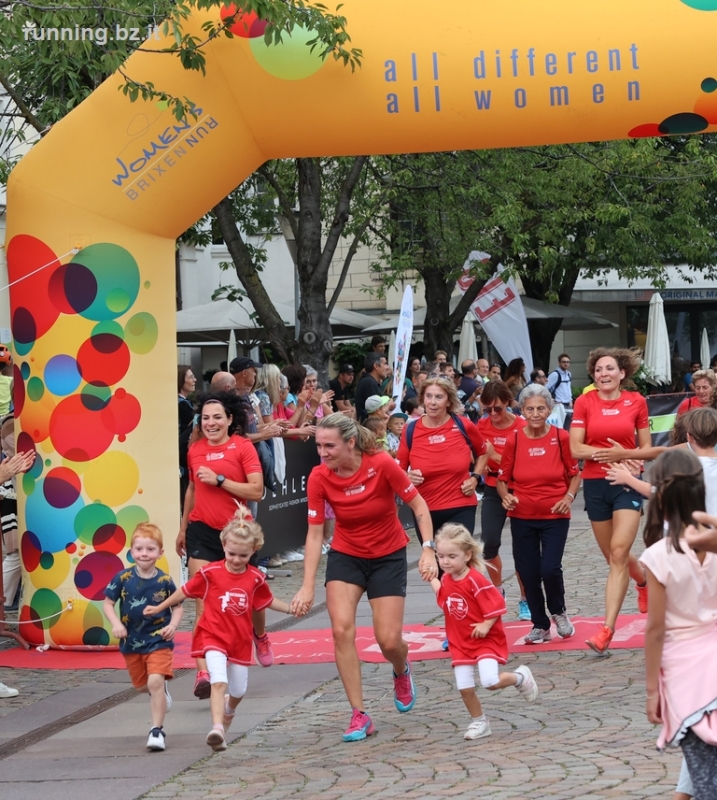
[205,651,248,699]
[454,659,501,691]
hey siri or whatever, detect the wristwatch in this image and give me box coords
[422,540,436,550]
[216,474,226,487]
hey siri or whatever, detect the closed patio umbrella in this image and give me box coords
[457,314,478,367]
[701,327,710,372]
[644,293,671,386]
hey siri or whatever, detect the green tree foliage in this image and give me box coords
[0,0,361,181]
[372,139,717,366]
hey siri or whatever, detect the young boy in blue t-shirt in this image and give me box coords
[103,523,183,751]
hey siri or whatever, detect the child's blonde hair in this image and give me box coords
[435,523,485,572]
[132,522,163,548]
[220,506,264,551]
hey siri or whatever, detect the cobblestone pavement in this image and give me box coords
[142,649,677,800]
[2,500,682,799]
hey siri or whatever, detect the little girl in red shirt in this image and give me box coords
[430,523,539,741]
[145,508,295,752]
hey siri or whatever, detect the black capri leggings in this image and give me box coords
[480,483,507,561]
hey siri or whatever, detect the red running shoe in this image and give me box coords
[636,582,648,614]
[585,625,614,654]
[193,669,211,699]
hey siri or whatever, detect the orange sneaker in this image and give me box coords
[585,625,613,654]
[636,582,648,614]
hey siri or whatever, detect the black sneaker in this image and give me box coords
[146,726,166,751]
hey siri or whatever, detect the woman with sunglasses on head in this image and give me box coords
[476,381,529,617]
[570,347,651,655]
[176,392,267,698]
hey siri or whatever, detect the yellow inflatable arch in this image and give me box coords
[6,0,717,646]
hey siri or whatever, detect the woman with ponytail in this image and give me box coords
[290,413,436,743]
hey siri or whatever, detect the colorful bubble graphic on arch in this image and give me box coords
[220,3,325,80]
[628,77,717,138]
[6,235,160,647]
[680,1,717,10]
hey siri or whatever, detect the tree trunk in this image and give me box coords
[521,256,582,374]
[422,264,456,357]
[527,317,564,372]
[213,195,296,364]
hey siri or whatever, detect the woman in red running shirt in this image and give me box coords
[570,348,651,654]
[177,393,265,698]
[676,369,717,416]
[290,413,436,743]
[396,377,487,538]
[476,381,528,610]
[497,384,581,645]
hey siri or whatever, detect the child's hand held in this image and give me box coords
[159,624,176,640]
[143,605,159,616]
[112,623,127,639]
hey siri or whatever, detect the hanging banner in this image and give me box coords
[392,285,413,406]
[457,252,534,376]
[646,393,685,446]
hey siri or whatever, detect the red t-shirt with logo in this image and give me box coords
[571,390,649,479]
[677,396,701,416]
[182,562,274,665]
[476,415,527,486]
[396,416,487,510]
[436,567,508,666]
[188,435,262,530]
[307,451,417,558]
[498,427,580,519]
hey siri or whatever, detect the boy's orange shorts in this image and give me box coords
[123,649,174,688]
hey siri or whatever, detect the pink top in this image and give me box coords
[640,536,717,749]
[639,538,717,642]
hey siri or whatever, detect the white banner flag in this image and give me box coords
[457,251,533,376]
[393,285,413,406]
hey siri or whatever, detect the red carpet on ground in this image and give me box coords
[0,615,646,670]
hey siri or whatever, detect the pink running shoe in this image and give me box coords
[393,661,416,712]
[193,670,211,700]
[342,708,375,742]
[253,631,274,667]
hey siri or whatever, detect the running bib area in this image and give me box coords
[6,0,717,646]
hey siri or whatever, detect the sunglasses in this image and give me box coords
[485,406,504,414]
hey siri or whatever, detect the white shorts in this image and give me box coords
[454,659,500,691]
[205,650,249,699]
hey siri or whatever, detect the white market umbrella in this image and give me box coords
[457,314,479,367]
[701,327,711,370]
[388,330,396,374]
[227,329,237,365]
[644,293,671,385]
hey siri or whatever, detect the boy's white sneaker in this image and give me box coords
[464,718,492,740]
[146,726,166,751]
[0,682,18,698]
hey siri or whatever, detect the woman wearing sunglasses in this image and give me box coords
[477,381,528,615]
